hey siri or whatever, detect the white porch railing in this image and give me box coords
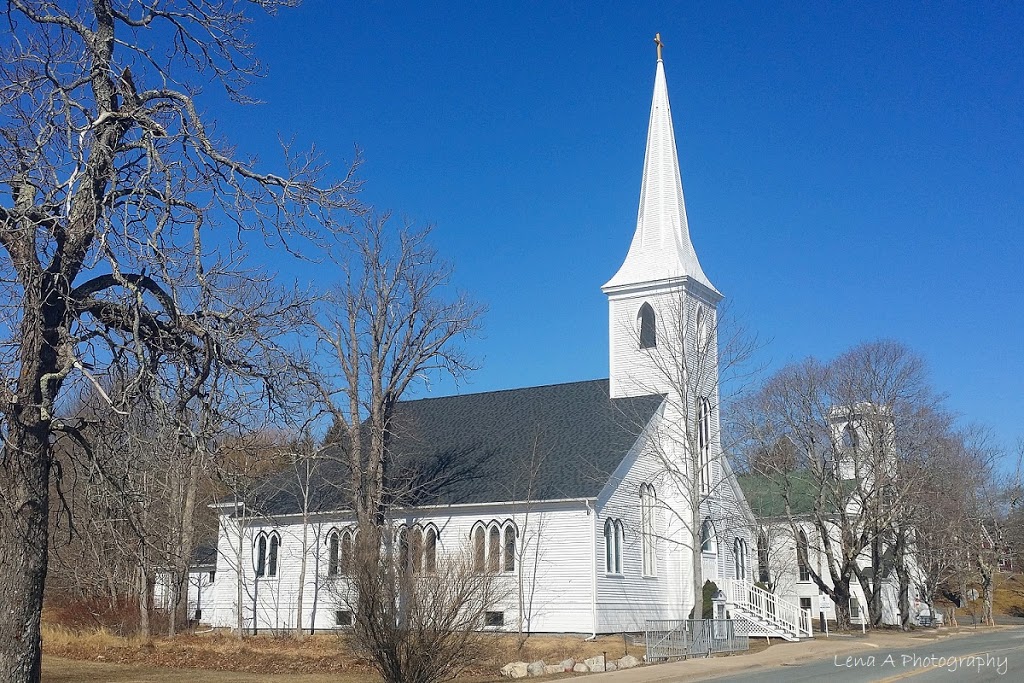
[723,578,813,640]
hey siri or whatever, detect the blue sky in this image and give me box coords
[213,2,1022,456]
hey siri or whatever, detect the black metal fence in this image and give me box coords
[644,619,749,661]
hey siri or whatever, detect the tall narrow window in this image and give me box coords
[255,534,267,578]
[267,533,280,577]
[488,525,500,573]
[797,529,810,582]
[842,424,859,449]
[424,527,437,573]
[410,527,424,574]
[473,526,485,572]
[604,518,623,574]
[398,527,410,572]
[757,532,770,584]
[734,538,747,580]
[695,307,708,353]
[640,484,657,576]
[327,531,340,577]
[700,519,716,554]
[638,303,656,349]
[604,519,614,573]
[340,530,353,575]
[697,397,711,494]
[503,524,516,573]
[615,520,624,574]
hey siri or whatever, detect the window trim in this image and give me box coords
[604,518,624,575]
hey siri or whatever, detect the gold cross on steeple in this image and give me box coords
[654,33,664,61]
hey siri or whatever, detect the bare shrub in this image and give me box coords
[334,529,506,683]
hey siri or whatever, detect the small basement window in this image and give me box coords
[485,611,505,627]
[336,610,353,627]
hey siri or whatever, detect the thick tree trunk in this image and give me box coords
[0,421,51,683]
[1,284,68,682]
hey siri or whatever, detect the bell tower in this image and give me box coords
[602,34,722,400]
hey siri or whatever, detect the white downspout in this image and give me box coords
[586,499,598,640]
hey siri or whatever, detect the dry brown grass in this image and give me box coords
[41,625,647,681]
[993,572,1024,617]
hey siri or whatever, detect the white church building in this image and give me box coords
[199,42,818,640]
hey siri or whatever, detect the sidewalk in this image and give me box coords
[585,628,978,683]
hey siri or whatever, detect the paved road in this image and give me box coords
[713,627,1024,682]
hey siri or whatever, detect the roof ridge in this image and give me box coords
[399,377,612,404]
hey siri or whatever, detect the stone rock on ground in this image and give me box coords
[583,655,605,671]
[527,661,546,677]
[544,664,564,675]
[501,661,529,678]
[559,658,575,672]
[573,663,590,673]
[617,655,639,669]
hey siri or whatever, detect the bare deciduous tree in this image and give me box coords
[0,2,358,677]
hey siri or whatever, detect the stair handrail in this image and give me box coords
[724,578,812,638]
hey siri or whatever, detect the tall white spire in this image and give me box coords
[603,36,717,295]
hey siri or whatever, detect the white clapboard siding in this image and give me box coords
[205,499,599,634]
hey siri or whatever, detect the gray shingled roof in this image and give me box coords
[255,379,664,516]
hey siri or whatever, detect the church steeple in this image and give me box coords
[603,35,717,295]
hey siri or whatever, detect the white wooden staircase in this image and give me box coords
[722,578,813,642]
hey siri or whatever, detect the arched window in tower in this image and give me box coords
[695,306,709,353]
[697,397,712,494]
[638,303,657,349]
[842,423,859,450]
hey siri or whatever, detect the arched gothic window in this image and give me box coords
[471,520,517,574]
[255,531,280,578]
[488,525,501,573]
[268,533,279,577]
[327,528,356,577]
[698,397,712,494]
[700,519,717,554]
[695,306,709,352]
[640,484,657,576]
[424,526,438,573]
[473,525,486,572]
[255,534,267,578]
[503,523,516,573]
[638,303,656,349]
[604,518,624,574]
[734,538,748,580]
